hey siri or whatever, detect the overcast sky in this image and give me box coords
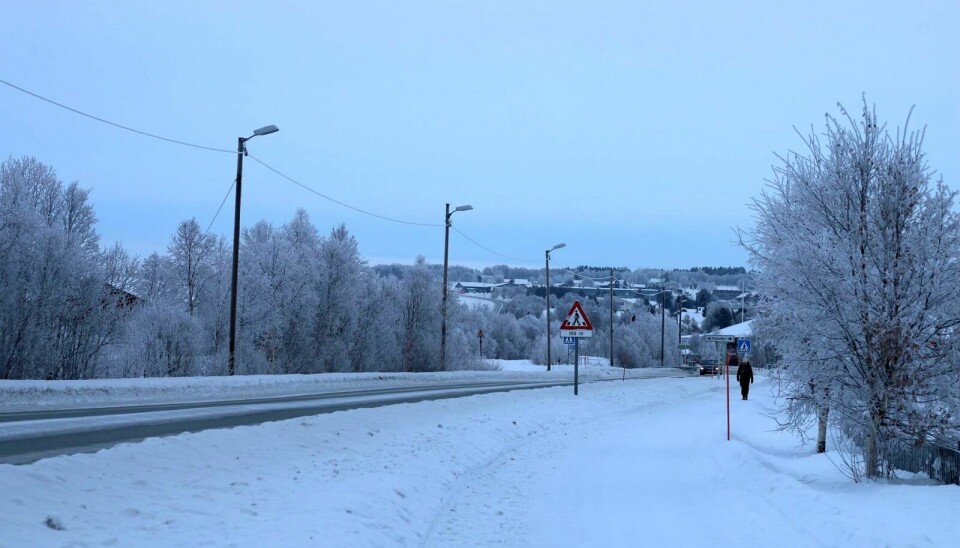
[2,1,957,270]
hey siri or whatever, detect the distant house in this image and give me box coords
[505,278,532,288]
[453,281,499,294]
[104,283,140,309]
[712,285,743,301]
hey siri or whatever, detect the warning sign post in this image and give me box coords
[560,301,593,395]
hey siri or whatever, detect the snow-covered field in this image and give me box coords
[1,365,957,547]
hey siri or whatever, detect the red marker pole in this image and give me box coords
[725,351,731,441]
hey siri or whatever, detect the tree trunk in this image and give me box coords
[817,405,829,453]
[865,410,882,479]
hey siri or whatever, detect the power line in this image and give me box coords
[0,78,234,154]
[0,77,572,263]
[450,227,537,264]
[205,179,236,234]
[560,268,615,282]
[246,154,442,227]
[252,153,542,264]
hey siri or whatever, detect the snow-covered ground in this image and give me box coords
[458,294,502,312]
[1,366,957,547]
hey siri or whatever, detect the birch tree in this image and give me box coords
[168,218,217,317]
[278,210,321,373]
[314,223,364,373]
[743,100,960,479]
[0,157,117,379]
[398,256,441,372]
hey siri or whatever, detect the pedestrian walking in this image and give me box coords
[736,360,754,400]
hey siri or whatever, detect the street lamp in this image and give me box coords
[678,293,684,346]
[440,203,472,371]
[545,243,566,371]
[660,284,665,367]
[228,124,279,376]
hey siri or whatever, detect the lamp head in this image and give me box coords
[253,125,279,136]
[551,243,566,251]
[454,205,473,213]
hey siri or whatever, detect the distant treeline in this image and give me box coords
[690,266,747,276]
[572,266,631,273]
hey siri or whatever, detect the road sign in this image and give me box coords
[704,334,735,343]
[737,338,751,353]
[560,300,593,337]
[563,336,575,345]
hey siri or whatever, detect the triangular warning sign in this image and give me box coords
[560,300,593,331]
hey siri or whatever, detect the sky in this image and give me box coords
[2,365,958,546]
[1,1,957,270]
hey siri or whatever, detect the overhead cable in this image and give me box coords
[205,179,236,234]
[560,268,615,282]
[247,154,442,227]
[0,78,234,153]
[450,227,538,264]
[1,77,589,264]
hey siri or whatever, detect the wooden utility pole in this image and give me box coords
[610,268,614,368]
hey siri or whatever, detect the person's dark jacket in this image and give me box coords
[736,363,754,386]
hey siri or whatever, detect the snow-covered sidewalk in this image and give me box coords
[1,373,957,547]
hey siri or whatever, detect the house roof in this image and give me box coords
[711,320,753,338]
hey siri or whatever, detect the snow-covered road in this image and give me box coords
[1,367,957,547]
[0,380,578,464]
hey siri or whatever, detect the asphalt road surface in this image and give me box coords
[0,380,572,464]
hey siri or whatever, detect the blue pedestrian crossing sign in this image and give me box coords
[737,339,751,353]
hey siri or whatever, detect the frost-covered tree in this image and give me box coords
[351,274,402,372]
[398,256,441,372]
[238,220,289,373]
[314,223,365,373]
[112,304,204,377]
[482,310,528,359]
[277,210,321,373]
[528,332,568,366]
[743,100,960,479]
[618,311,678,367]
[108,247,203,377]
[0,157,122,379]
[702,301,735,333]
[168,218,217,316]
[195,237,232,373]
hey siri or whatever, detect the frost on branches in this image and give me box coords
[743,99,960,480]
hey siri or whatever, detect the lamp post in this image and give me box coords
[440,203,472,371]
[545,243,566,371]
[228,124,279,376]
[740,279,746,323]
[678,293,684,346]
[609,268,614,368]
[660,284,665,367]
